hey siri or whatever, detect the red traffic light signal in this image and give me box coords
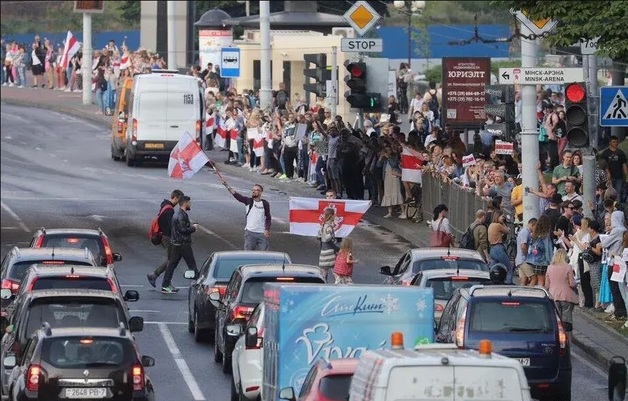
[344,60,367,94]
[564,82,589,147]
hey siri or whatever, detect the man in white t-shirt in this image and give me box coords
[221,179,271,250]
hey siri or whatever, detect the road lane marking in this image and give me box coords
[128,310,160,313]
[197,225,238,249]
[571,350,607,378]
[144,321,187,325]
[272,217,287,224]
[157,322,206,400]
[120,284,145,288]
[0,201,30,233]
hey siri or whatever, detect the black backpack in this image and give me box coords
[459,223,478,250]
[427,90,440,119]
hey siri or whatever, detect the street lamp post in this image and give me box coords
[393,1,426,70]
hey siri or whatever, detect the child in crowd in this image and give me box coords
[333,238,358,284]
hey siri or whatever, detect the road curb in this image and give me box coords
[575,307,628,344]
[1,97,111,128]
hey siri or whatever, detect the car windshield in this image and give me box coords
[241,277,323,303]
[426,277,492,300]
[214,256,289,279]
[319,374,353,401]
[26,300,124,338]
[413,258,488,273]
[469,300,554,333]
[41,235,103,262]
[8,261,94,281]
[30,277,112,292]
[42,336,133,369]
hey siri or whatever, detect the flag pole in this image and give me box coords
[208,159,225,181]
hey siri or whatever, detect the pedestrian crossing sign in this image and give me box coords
[600,86,628,127]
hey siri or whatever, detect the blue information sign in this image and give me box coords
[220,48,240,78]
[600,86,628,127]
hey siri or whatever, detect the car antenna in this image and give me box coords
[71,266,74,275]
[52,246,55,259]
[281,259,286,274]
[447,247,451,257]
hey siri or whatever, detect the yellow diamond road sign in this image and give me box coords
[343,1,381,37]
[512,9,557,36]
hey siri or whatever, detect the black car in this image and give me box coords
[30,227,122,268]
[211,264,325,374]
[1,247,99,332]
[435,285,572,401]
[186,251,291,343]
[0,289,144,396]
[3,324,155,401]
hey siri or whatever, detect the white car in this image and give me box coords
[410,269,491,320]
[230,303,264,401]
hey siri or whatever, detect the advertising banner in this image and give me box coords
[198,29,233,69]
[442,57,491,128]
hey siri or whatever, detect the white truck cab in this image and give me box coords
[349,334,532,401]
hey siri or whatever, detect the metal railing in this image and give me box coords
[421,174,489,238]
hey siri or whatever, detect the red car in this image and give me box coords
[279,358,358,401]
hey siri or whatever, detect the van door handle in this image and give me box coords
[170,125,179,128]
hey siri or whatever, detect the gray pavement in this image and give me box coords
[0,87,628,392]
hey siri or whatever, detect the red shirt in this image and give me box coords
[333,250,353,276]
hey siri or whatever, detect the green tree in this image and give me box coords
[120,1,140,24]
[494,0,628,62]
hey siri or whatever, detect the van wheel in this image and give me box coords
[111,145,121,161]
[125,152,135,167]
[214,328,223,363]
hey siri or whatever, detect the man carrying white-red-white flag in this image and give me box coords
[168,131,210,179]
[289,197,371,238]
[400,144,427,184]
[59,31,80,69]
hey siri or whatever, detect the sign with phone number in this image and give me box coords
[442,57,491,128]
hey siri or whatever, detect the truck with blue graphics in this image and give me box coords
[261,284,435,401]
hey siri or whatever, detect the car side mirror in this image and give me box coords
[3,355,16,369]
[0,289,12,300]
[141,355,155,367]
[208,291,222,303]
[184,270,197,280]
[380,266,392,276]
[113,253,122,262]
[129,316,144,332]
[245,326,258,349]
[279,387,296,401]
[124,290,140,302]
[226,324,242,337]
[5,324,14,335]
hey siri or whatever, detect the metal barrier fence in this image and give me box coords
[421,174,489,238]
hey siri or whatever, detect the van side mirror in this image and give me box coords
[0,289,12,300]
[245,326,258,348]
[129,316,144,332]
[226,324,242,337]
[184,270,197,280]
[124,290,140,302]
[141,355,155,367]
[209,291,222,303]
[380,266,392,276]
[113,253,122,262]
[608,356,626,401]
[5,324,14,335]
[279,387,296,401]
[3,355,16,369]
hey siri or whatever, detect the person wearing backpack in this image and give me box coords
[275,82,288,112]
[460,210,489,262]
[147,189,184,288]
[423,81,440,126]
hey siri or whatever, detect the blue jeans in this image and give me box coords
[16,67,26,86]
[490,243,514,284]
[315,156,326,185]
[236,135,245,164]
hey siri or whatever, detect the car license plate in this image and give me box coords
[65,388,107,398]
[145,143,164,149]
[516,358,530,366]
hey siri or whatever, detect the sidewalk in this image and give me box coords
[2,85,627,371]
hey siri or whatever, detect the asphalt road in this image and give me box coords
[0,103,609,401]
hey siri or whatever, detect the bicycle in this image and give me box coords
[505,219,523,265]
[404,185,423,222]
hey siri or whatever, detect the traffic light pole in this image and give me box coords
[588,55,598,150]
[331,46,338,118]
[357,53,364,131]
[520,23,540,222]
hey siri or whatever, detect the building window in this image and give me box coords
[253,60,272,92]
[283,61,291,96]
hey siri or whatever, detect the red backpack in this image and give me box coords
[149,204,173,245]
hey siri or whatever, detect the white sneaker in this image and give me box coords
[64,88,72,92]
[399,214,407,220]
[605,304,615,314]
[2,83,7,87]
[17,85,24,89]
[9,83,15,87]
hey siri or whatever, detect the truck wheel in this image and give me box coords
[222,352,232,374]
[125,151,135,167]
[214,329,223,363]
[111,145,121,161]
[194,312,208,343]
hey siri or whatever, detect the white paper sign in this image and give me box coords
[462,154,476,168]
[610,255,627,283]
[296,124,308,141]
[247,127,259,141]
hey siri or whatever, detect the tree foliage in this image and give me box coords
[494,0,628,62]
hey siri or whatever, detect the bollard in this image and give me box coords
[608,356,626,401]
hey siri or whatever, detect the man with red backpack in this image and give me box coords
[147,189,184,288]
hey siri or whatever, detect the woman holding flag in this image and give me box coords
[318,207,338,283]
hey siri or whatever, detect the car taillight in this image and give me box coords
[195,120,202,143]
[132,119,137,142]
[107,278,118,293]
[205,285,226,297]
[455,307,467,348]
[231,305,254,320]
[27,277,39,292]
[34,236,44,248]
[132,364,144,391]
[1,279,20,294]
[435,303,444,312]
[556,313,568,355]
[101,235,114,266]
[26,364,41,392]
[117,121,124,133]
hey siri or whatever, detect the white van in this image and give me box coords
[349,336,532,401]
[124,71,205,166]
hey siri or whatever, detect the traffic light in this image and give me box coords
[564,82,589,147]
[484,84,516,141]
[303,53,331,98]
[343,60,382,111]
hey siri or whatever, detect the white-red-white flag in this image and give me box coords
[229,128,239,153]
[120,52,131,70]
[205,112,215,132]
[247,127,264,157]
[289,197,371,238]
[60,31,80,69]
[168,131,209,179]
[215,118,227,149]
[401,146,423,184]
